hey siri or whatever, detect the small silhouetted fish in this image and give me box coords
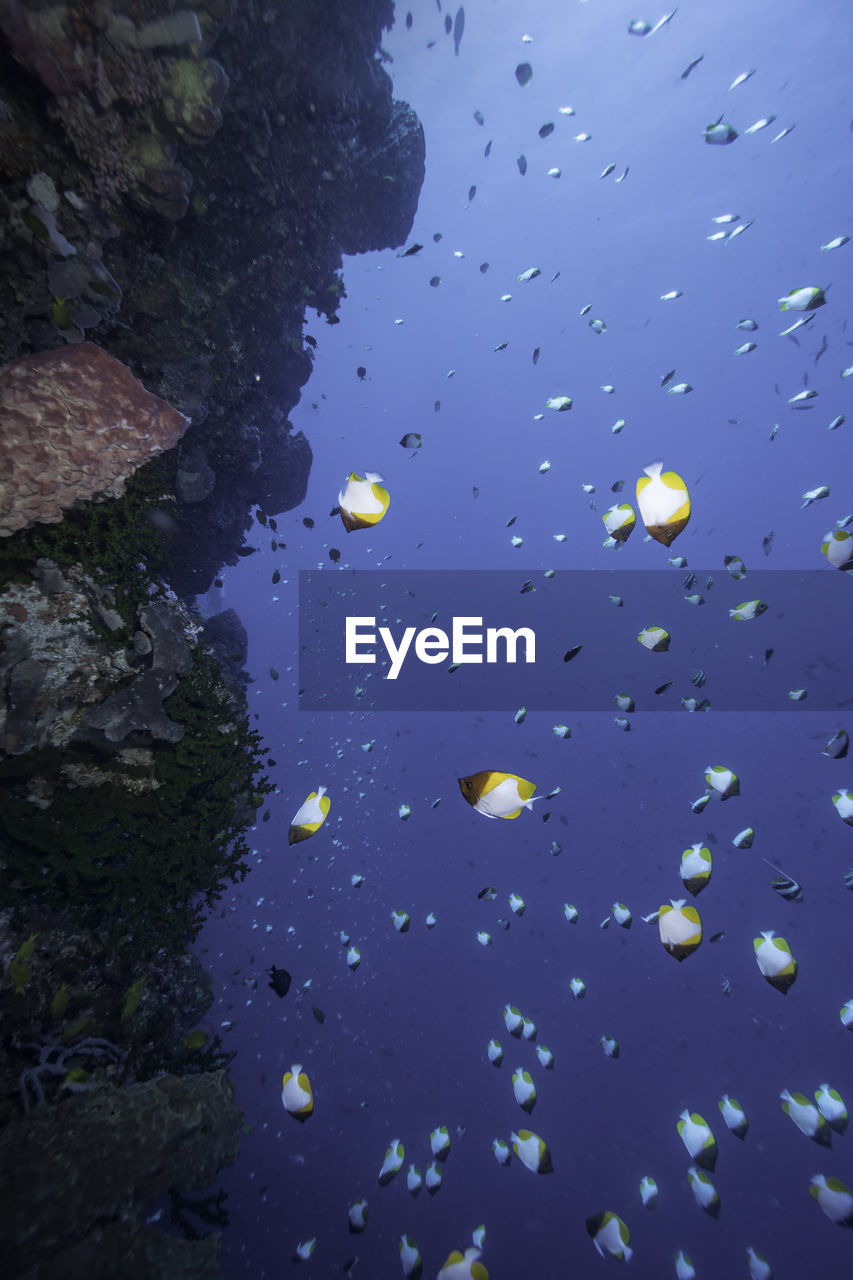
[267,966,292,998]
[762,530,774,556]
[680,54,703,80]
[473,485,479,498]
[563,644,583,663]
[479,262,489,273]
[329,548,340,563]
[453,5,464,54]
[214,578,223,588]
[429,276,441,287]
[474,109,484,125]
[269,517,278,532]
[272,570,280,585]
[539,122,555,138]
[721,973,732,995]
[236,545,257,557]
[398,243,423,257]
[445,13,452,32]
[433,232,442,242]
[655,681,674,695]
[517,154,527,175]
[468,184,477,202]
[762,648,774,667]
[356,366,367,380]
[515,62,533,87]
[312,1005,326,1024]
[406,10,412,27]
[709,931,725,944]
[326,315,340,325]
[434,400,441,411]
[478,885,497,900]
[484,139,492,156]
[532,347,540,365]
[303,518,314,529]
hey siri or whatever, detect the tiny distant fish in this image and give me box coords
[709,931,725,944]
[660,368,676,387]
[563,644,583,663]
[517,154,528,175]
[744,115,776,134]
[680,54,704,79]
[398,243,423,258]
[515,62,533,87]
[539,122,555,138]
[771,124,795,142]
[473,109,484,125]
[762,531,774,556]
[721,973,732,996]
[762,647,774,667]
[468,184,476,202]
[820,235,850,252]
[532,347,540,365]
[453,5,464,55]
[728,68,756,91]
[600,163,616,179]
[654,681,674,695]
[484,139,492,156]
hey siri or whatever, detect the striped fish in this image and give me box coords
[763,858,804,902]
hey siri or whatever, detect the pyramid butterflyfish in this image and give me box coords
[281,1064,313,1120]
[586,1211,633,1262]
[603,503,636,543]
[754,930,797,993]
[437,1248,489,1280]
[822,529,853,571]
[810,1175,853,1225]
[678,1110,717,1169]
[659,899,702,960]
[636,462,690,545]
[511,1128,553,1173]
[680,844,712,895]
[338,471,390,531]
[289,786,330,845]
[458,771,538,819]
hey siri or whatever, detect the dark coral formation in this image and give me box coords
[0,1069,242,1277]
[0,342,189,537]
[0,1,423,1273]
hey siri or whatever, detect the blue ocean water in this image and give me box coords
[198,2,853,1275]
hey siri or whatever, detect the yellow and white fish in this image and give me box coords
[586,1211,633,1262]
[810,1175,853,1225]
[603,503,636,543]
[437,1247,488,1279]
[289,786,330,845]
[754,931,797,993]
[659,899,702,960]
[705,764,740,799]
[636,462,691,545]
[338,471,390,531]
[678,1110,717,1169]
[680,844,712,895]
[511,1128,553,1173]
[458,771,538,819]
[687,1166,720,1216]
[719,1095,748,1138]
[780,1089,830,1143]
[778,286,826,312]
[281,1064,313,1120]
[822,529,853,571]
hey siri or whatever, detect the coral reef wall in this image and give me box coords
[0,2,424,1274]
[0,0,424,592]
